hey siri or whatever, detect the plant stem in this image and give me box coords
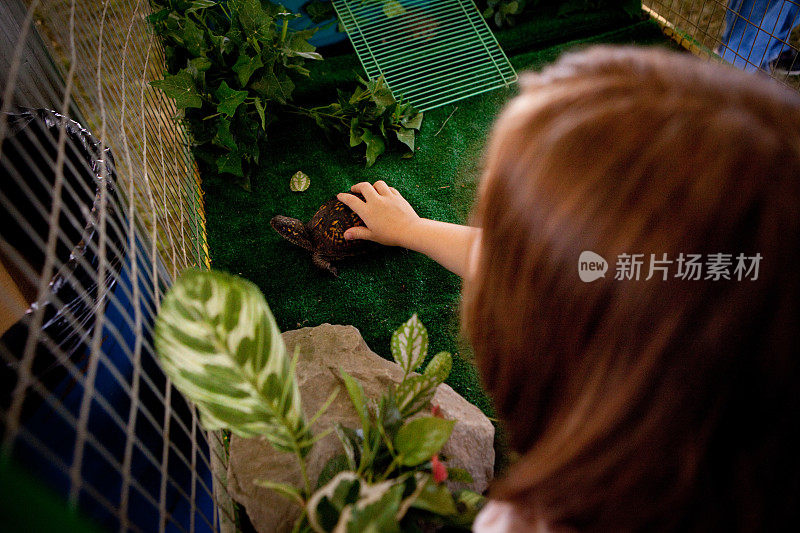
[291,509,308,533]
[283,105,349,127]
[380,455,401,481]
[295,446,312,497]
[281,17,289,44]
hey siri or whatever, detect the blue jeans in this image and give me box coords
[720,0,800,71]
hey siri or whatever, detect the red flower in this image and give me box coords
[431,454,447,483]
[431,404,442,418]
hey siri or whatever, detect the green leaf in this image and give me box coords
[349,118,364,148]
[253,479,305,507]
[150,70,202,109]
[182,19,207,56]
[154,269,311,455]
[217,150,244,177]
[233,51,264,86]
[250,71,295,104]
[411,479,457,515]
[446,467,474,484]
[307,472,361,532]
[361,130,385,168]
[146,8,170,25]
[332,423,361,471]
[345,483,404,533]
[214,81,248,117]
[390,314,428,374]
[340,370,369,434]
[394,127,415,152]
[236,0,274,40]
[284,32,323,60]
[382,390,404,426]
[423,351,452,384]
[211,33,234,55]
[317,454,352,490]
[214,119,237,151]
[394,417,455,467]
[189,56,212,73]
[394,374,438,418]
[401,112,423,130]
[283,48,323,60]
[368,79,395,109]
[446,490,486,527]
[253,97,267,130]
[185,0,217,15]
[285,63,311,77]
[290,170,310,192]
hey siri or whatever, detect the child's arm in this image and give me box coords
[337,181,480,278]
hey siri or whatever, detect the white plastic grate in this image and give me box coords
[333,0,518,111]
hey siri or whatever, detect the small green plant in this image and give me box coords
[149,1,424,186]
[480,0,528,27]
[295,77,423,167]
[148,0,322,189]
[155,270,483,531]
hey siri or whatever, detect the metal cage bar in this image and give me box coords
[643,0,800,90]
[333,0,518,111]
[0,1,230,531]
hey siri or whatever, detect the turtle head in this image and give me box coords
[270,215,313,252]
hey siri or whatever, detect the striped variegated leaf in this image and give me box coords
[423,351,452,384]
[290,170,310,192]
[395,374,438,418]
[154,269,311,455]
[390,314,428,375]
[307,471,425,533]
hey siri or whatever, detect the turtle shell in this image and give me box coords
[307,193,373,259]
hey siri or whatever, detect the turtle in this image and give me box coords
[270,193,378,276]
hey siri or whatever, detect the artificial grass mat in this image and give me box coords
[203,20,673,419]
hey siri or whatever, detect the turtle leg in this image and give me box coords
[270,216,313,252]
[312,252,338,277]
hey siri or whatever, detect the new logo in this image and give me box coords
[578,251,608,282]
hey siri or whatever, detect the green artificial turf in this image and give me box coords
[203,20,673,420]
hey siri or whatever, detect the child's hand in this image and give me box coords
[337,181,421,247]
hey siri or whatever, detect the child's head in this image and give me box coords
[463,46,800,530]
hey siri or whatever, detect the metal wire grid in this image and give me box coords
[0,1,232,532]
[333,0,518,111]
[643,0,800,90]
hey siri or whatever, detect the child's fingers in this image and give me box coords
[350,181,379,201]
[344,226,373,241]
[337,192,366,214]
[390,187,400,195]
[373,180,391,195]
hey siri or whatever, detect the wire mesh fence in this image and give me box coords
[643,0,800,90]
[0,1,232,531]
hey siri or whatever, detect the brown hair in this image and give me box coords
[462,46,800,531]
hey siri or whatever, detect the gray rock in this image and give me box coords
[226,324,494,533]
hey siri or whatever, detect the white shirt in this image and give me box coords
[473,500,547,532]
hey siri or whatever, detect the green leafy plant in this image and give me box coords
[295,77,423,167]
[480,0,528,27]
[149,1,424,187]
[155,271,483,531]
[148,0,322,188]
